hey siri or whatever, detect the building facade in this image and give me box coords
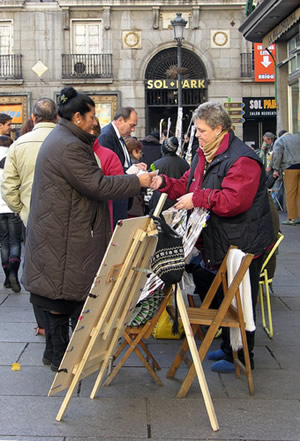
[239,0,300,134]
[0,0,278,146]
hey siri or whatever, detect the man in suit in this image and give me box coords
[99,107,146,226]
[98,107,138,170]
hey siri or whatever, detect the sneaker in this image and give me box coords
[207,349,225,361]
[282,219,296,226]
[211,360,235,373]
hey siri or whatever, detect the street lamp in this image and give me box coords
[171,12,187,153]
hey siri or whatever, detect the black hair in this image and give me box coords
[0,114,12,125]
[58,87,95,121]
[0,135,13,147]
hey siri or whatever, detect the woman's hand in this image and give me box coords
[174,193,194,210]
[135,162,147,171]
[150,175,163,190]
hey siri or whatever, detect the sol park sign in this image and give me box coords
[146,79,207,89]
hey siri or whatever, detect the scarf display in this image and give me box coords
[200,130,228,163]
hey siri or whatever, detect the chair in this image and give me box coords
[258,232,284,339]
[104,286,173,387]
[269,179,284,211]
[167,246,255,397]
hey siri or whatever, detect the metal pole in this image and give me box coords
[177,38,183,154]
[177,39,182,109]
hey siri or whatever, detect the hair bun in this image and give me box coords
[59,87,78,105]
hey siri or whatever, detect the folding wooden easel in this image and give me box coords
[167,247,254,398]
[48,194,219,431]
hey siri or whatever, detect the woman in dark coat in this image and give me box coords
[22,87,153,371]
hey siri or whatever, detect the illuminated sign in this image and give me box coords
[0,104,23,123]
[254,43,276,82]
[146,79,207,89]
[243,97,277,119]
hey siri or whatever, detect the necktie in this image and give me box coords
[119,136,131,168]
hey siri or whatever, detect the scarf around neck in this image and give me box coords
[200,130,228,163]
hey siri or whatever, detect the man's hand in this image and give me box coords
[150,175,163,190]
[174,193,194,210]
[138,171,156,187]
[273,170,279,178]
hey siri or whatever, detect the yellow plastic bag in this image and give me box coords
[152,298,184,339]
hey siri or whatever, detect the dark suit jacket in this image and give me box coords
[98,122,126,167]
[97,122,132,226]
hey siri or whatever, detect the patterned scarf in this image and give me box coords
[200,130,228,163]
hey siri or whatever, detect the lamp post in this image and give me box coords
[171,12,187,154]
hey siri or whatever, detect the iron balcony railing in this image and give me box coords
[0,54,22,79]
[62,54,113,79]
[241,52,254,77]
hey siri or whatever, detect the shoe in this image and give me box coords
[207,349,225,361]
[8,274,21,293]
[211,360,235,373]
[42,356,52,366]
[50,363,59,372]
[282,219,296,226]
[295,219,300,225]
[3,265,11,288]
[3,277,11,289]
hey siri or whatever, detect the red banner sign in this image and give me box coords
[254,43,276,82]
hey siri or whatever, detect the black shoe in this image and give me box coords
[3,277,11,289]
[8,274,21,293]
[42,356,52,366]
[50,363,59,372]
[42,348,53,366]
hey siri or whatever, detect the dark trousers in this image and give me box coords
[190,254,264,364]
[0,213,22,266]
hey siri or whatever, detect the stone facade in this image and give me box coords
[0,0,276,144]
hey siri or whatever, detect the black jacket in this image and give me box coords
[198,133,274,266]
[142,135,161,168]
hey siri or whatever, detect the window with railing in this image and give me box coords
[62,54,112,79]
[0,54,22,79]
[241,52,254,77]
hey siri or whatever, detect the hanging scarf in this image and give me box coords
[200,130,228,163]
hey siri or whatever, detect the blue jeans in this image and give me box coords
[0,213,22,267]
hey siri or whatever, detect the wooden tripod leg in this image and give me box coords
[176,287,219,432]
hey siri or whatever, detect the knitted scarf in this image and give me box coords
[200,130,228,163]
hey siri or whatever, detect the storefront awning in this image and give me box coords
[239,0,299,43]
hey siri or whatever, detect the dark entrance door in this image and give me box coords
[145,48,208,136]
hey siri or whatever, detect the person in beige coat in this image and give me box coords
[2,98,57,227]
[1,97,57,335]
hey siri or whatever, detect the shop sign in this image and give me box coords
[146,79,207,89]
[243,97,277,119]
[254,43,276,82]
[0,104,23,123]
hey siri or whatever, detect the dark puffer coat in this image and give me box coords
[22,118,140,302]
